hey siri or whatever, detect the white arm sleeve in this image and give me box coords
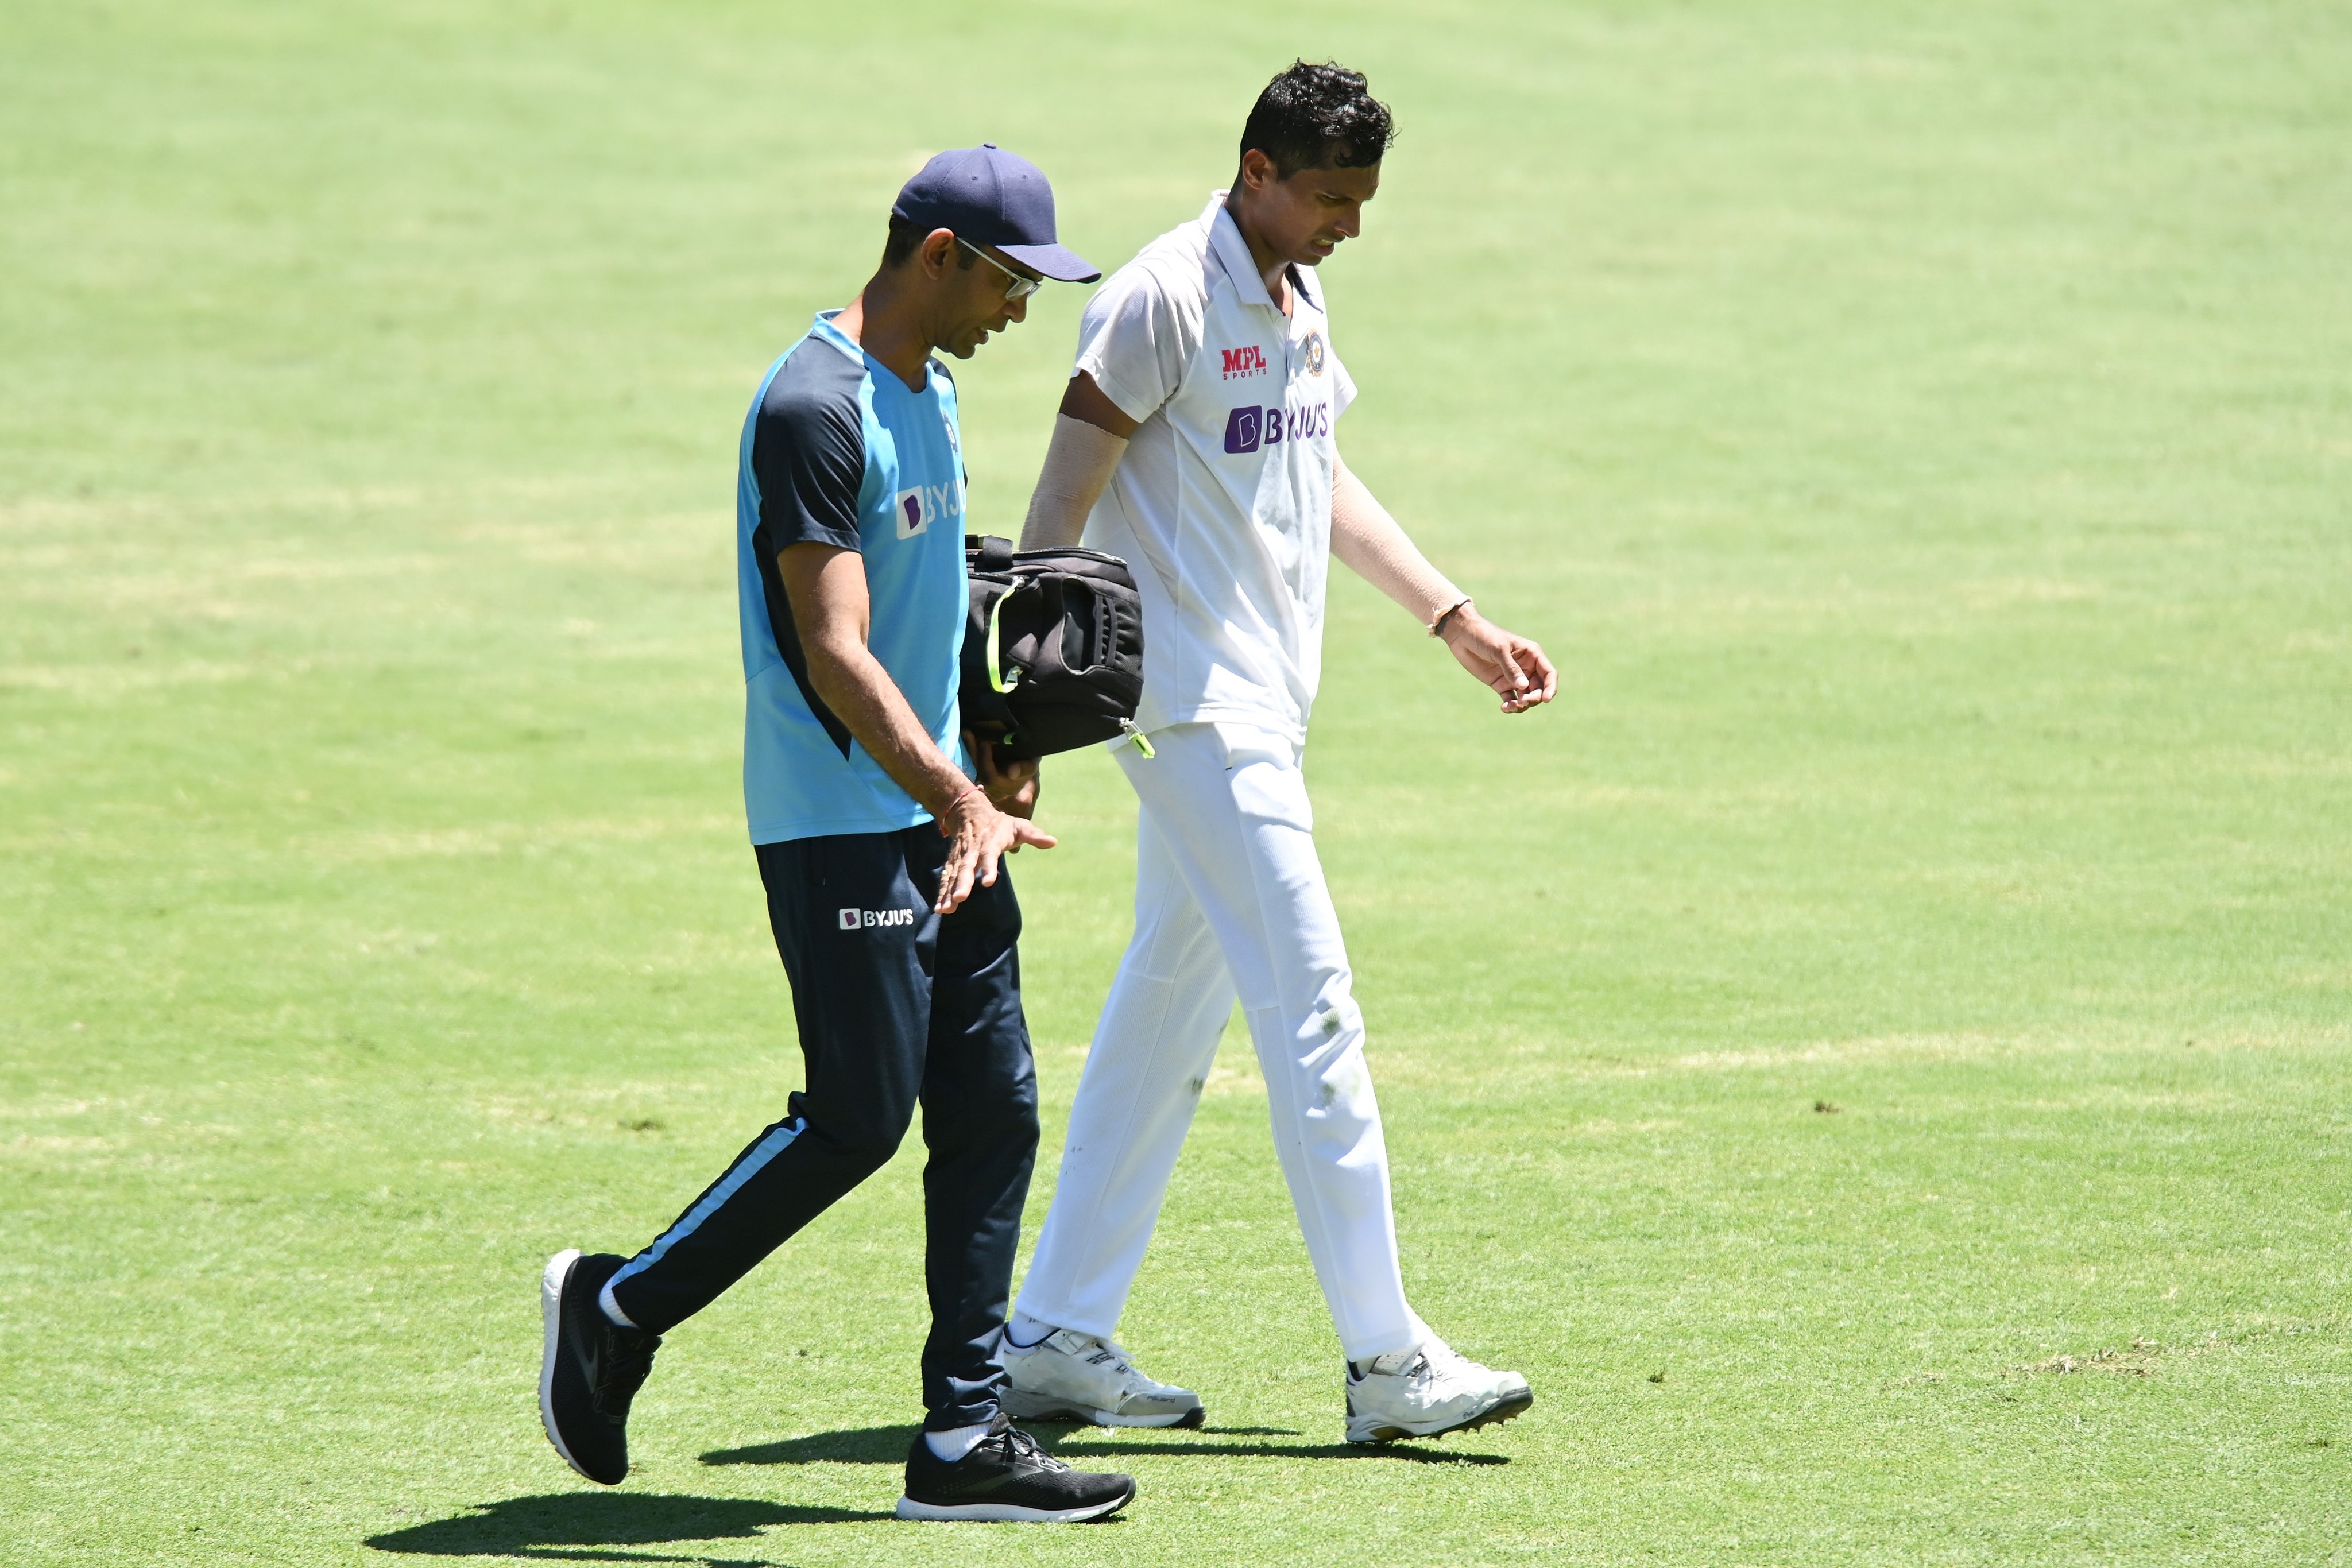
[1330,456,1464,626]
[1019,413,1130,551]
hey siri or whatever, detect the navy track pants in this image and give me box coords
[605,824,1040,1431]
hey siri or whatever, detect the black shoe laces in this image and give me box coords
[987,1422,1067,1472]
[594,1326,661,1417]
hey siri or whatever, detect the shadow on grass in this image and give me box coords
[1047,1436,1508,1466]
[699,1424,1501,1469]
[365,1492,888,1563]
[701,1426,919,1466]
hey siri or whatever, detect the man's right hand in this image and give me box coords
[935,788,1056,913]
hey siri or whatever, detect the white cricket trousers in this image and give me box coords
[1014,722,1424,1362]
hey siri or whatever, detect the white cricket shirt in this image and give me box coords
[1075,191,1357,744]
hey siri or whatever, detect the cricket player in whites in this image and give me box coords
[1002,62,1558,1442]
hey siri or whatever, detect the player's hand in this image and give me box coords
[935,787,1055,913]
[962,728,1041,820]
[1441,607,1558,714]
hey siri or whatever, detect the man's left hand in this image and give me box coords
[965,730,1042,819]
[1441,609,1558,714]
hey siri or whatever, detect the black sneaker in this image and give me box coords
[895,1412,1136,1522]
[538,1249,663,1485]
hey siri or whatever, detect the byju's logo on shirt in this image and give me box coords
[1224,403,1330,455]
[892,482,963,540]
[839,906,918,931]
[1223,406,1263,454]
[1220,344,1269,380]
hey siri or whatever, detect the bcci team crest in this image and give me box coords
[1303,330,1326,376]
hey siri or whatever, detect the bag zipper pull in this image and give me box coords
[1119,718,1155,758]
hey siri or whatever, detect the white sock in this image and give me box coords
[924,1423,991,1462]
[598,1278,638,1329]
[1005,1312,1057,1349]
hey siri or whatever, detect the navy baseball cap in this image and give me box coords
[892,144,1101,284]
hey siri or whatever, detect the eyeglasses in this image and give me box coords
[957,238,1043,301]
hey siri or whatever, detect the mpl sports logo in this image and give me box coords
[1223,402,1332,455]
[840,907,918,931]
[892,480,964,541]
[1219,344,1269,381]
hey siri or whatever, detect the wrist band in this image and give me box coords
[1429,596,1473,638]
[948,783,987,814]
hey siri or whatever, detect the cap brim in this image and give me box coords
[997,241,1102,284]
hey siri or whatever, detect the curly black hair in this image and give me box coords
[1239,60,1396,179]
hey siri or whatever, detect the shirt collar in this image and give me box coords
[1204,191,1276,311]
[1289,255,1322,313]
[811,308,936,392]
[810,309,865,362]
[1201,190,1321,318]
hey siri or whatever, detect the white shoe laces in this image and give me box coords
[1094,1339,1161,1389]
[1029,1329,1135,1379]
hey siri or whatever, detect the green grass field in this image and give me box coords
[5,2,2349,1563]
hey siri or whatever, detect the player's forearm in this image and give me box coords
[803,638,975,817]
[1018,412,1129,551]
[1330,458,1464,626]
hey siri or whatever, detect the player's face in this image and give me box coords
[934,242,1039,359]
[1243,155,1380,268]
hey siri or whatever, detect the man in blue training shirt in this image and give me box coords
[537,146,1136,1524]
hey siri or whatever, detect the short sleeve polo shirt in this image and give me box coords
[734,312,972,845]
[1070,191,1356,744]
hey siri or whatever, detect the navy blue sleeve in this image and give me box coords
[752,347,866,553]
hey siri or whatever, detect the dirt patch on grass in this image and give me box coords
[2010,1339,2165,1377]
[2003,1322,2334,1380]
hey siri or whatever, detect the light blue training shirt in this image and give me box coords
[735,311,972,844]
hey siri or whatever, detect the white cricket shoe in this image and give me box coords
[1000,1327,1206,1428]
[1344,1337,1533,1443]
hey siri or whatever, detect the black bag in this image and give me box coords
[960,534,1147,763]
